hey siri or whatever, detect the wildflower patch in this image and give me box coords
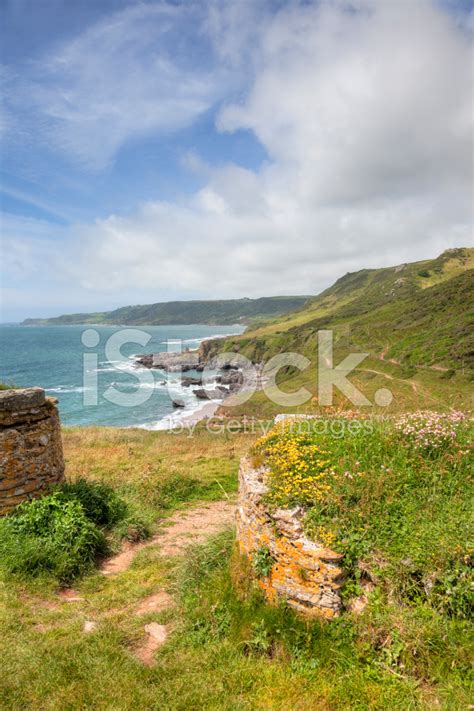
[239,413,472,619]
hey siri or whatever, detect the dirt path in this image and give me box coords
[358,367,419,394]
[56,499,235,666]
[101,500,235,575]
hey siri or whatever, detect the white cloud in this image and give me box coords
[218,0,472,205]
[8,3,235,169]
[65,1,472,289]
[2,0,473,319]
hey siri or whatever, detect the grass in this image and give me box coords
[0,423,472,709]
[171,531,472,709]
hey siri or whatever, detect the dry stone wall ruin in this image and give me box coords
[0,388,65,515]
[236,457,345,618]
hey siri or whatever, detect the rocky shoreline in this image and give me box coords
[133,350,248,407]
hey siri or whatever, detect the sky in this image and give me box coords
[0,0,473,322]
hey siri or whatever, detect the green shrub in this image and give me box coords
[0,480,146,583]
[59,478,127,526]
[0,493,107,583]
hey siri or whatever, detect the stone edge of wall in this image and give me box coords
[236,456,345,618]
[0,388,65,515]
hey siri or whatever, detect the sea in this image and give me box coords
[0,323,245,429]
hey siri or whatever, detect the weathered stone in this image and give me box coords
[0,388,65,515]
[0,387,45,411]
[236,457,344,618]
[193,388,226,400]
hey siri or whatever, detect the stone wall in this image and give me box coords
[236,457,345,618]
[0,388,65,515]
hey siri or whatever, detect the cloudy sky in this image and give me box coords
[0,0,472,322]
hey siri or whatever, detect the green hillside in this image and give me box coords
[22,296,312,327]
[204,248,474,415]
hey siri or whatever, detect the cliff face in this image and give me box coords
[0,388,65,515]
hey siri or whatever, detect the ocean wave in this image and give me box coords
[159,332,240,347]
[46,386,93,394]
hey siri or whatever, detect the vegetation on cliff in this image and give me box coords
[2,249,473,709]
[212,248,473,369]
[203,248,474,418]
[22,295,311,326]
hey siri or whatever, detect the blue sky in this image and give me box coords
[1,1,266,224]
[1,0,472,322]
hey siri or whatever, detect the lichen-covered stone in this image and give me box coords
[0,388,65,515]
[236,457,345,618]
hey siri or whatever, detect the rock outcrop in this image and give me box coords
[0,388,65,515]
[134,352,200,372]
[236,457,345,618]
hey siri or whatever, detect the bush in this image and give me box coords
[0,480,145,583]
[0,493,107,583]
[59,478,127,526]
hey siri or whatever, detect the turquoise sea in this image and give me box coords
[0,324,244,428]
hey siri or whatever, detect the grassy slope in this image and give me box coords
[0,425,471,710]
[237,247,474,344]
[204,248,474,418]
[22,296,312,327]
